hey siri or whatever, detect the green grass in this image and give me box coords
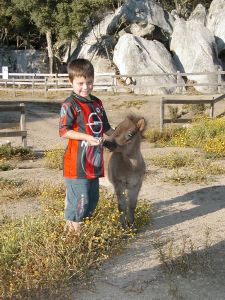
[147,151,225,184]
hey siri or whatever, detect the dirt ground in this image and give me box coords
[1,91,225,299]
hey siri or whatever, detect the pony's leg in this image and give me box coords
[127,184,141,226]
[114,182,127,227]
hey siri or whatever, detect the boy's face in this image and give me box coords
[71,76,94,98]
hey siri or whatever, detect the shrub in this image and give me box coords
[171,116,225,157]
[0,177,40,203]
[0,159,14,171]
[0,145,34,160]
[149,151,196,169]
[44,148,64,169]
[144,126,182,145]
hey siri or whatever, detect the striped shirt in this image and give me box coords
[59,92,111,179]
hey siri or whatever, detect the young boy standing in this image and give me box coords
[59,58,114,233]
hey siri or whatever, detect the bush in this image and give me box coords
[149,151,195,169]
[0,145,34,160]
[44,148,64,170]
[144,126,182,145]
[171,116,225,157]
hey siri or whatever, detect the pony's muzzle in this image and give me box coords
[102,139,117,152]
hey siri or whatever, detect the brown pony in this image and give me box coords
[103,115,146,226]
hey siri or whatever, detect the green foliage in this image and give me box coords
[157,0,212,17]
[1,0,213,49]
[149,151,195,169]
[171,116,225,156]
[144,126,182,145]
[44,148,64,170]
[0,144,34,160]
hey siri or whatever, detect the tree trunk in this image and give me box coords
[46,30,53,74]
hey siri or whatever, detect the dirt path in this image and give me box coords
[1,93,225,299]
[75,145,225,300]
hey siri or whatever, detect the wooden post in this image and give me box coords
[13,78,16,97]
[176,71,182,93]
[32,75,34,95]
[217,66,222,94]
[160,97,165,132]
[111,76,115,94]
[20,103,27,147]
[210,99,214,118]
[44,77,48,96]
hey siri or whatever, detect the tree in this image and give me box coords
[0,0,43,48]
[157,0,213,17]
[13,0,59,73]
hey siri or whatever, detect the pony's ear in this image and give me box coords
[137,118,146,132]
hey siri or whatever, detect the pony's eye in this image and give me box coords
[128,132,134,138]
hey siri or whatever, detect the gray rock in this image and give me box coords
[207,0,225,54]
[129,23,155,38]
[0,49,48,73]
[188,4,207,25]
[108,0,174,35]
[113,33,182,95]
[170,18,222,94]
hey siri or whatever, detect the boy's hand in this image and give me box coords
[86,135,102,146]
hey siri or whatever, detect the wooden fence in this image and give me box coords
[0,70,224,96]
[160,93,225,131]
[0,103,27,147]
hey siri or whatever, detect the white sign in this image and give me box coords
[2,66,9,79]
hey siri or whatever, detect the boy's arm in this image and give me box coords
[59,102,100,146]
[61,130,101,146]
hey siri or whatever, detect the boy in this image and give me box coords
[59,58,114,233]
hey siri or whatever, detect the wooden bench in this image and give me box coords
[160,94,225,132]
[0,103,27,147]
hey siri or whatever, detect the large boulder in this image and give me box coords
[113,33,182,95]
[207,0,225,55]
[107,0,174,36]
[74,13,116,61]
[71,12,117,81]
[170,18,222,94]
[188,4,207,25]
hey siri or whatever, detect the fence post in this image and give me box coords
[111,76,115,94]
[13,77,16,97]
[210,101,215,118]
[176,71,182,93]
[217,66,222,94]
[44,77,48,97]
[160,97,165,132]
[20,103,27,147]
[32,75,34,95]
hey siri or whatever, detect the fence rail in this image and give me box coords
[0,70,224,96]
[0,103,27,147]
[160,93,225,131]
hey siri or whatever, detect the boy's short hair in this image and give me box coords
[67,58,94,82]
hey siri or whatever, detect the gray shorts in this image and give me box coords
[64,177,99,222]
